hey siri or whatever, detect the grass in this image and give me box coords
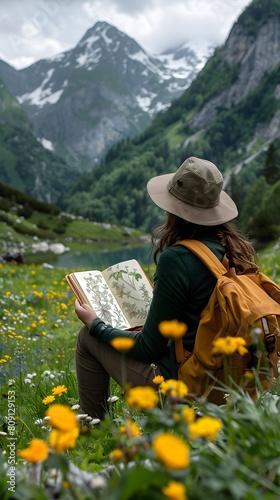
[257,241,280,281]
[0,251,280,499]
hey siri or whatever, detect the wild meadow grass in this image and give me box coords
[0,254,280,500]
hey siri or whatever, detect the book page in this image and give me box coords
[66,270,130,329]
[102,259,153,328]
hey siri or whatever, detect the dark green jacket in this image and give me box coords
[89,235,226,379]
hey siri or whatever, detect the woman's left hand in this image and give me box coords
[75,299,97,328]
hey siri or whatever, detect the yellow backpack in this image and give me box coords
[175,240,280,404]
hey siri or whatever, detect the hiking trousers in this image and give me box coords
[75,326,161,419]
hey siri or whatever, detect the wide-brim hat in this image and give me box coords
[147,157,238,226]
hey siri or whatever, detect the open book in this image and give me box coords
[66,259,154,329]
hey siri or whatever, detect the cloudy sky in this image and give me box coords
[0,0,252,69]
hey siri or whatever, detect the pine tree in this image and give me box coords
[263,143,280,184]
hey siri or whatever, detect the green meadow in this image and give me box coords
[0,243,280,499]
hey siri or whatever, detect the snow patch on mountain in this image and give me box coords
[37,137,54,151]
[76,48,101,68]
[17,76,68,108]
[136,90,157,113]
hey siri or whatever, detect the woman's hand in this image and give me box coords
[75,299,97,329]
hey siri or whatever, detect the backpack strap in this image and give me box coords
[175,239,228,278]
[174,239,228,364]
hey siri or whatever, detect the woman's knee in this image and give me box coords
[76,325,89,350]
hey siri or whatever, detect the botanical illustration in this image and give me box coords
[104,261,153,324]
[82,272,129,329]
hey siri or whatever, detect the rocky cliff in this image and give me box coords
[189,15,280,132]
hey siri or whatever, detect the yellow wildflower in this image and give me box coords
[110,337,136,352]
[18,438,49,463]
[49,428,79,453]
[233,337,249,355]
[181,407,196,424]
[244,370,255,380]
[188,416,222,441]
[212,336,248,356]
[42,395,56,405]
[160,379,188,398]
[110,449,124,462]
[159,320,187,339]
[119,419,141,437]
[46,404,78,432]
[52,385,68,397]
[126,386,159,410]
[153,375,165,385]
[153,433,190,470]
[162,480,187,500]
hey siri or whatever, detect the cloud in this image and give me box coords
[0,0,251,68]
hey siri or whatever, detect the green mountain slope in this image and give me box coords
[0,80,79,204]
[63,0,280,240]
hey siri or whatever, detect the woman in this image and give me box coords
[75,156,257,418]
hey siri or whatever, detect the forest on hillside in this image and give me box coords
[62,0,280,242]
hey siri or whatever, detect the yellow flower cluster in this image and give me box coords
[110,448,124,462]
[52,384,68,397]
[18,404,80,461]
[181,407,196,424]
[153,375,165,385]
[42,385,68,405]
[212,336,248,356]
[119,419,141,437]
[18,438,49,464]
[188,416,223,441]
[158,320,187,339]
[160,379,188,398]
[152,433,190,470]
[42,395,55,405]
[126,386,159,410]
[162,480,187,500]
[0,355,10,364]
[46,404,79,453]
[32,290,44,299]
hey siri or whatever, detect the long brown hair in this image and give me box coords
[152,213,258,272]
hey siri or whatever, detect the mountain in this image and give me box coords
[0,79,79,203]
[0,21,213,172]
[62,0,280,241]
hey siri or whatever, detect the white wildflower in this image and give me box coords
[71,404,80,410]
[89,418,101,426]
[76,414,88,421]
[34,419,44,425]
[107,396,119,403]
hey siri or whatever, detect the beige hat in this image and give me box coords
[147,156,238,226]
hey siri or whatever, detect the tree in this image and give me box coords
[263,143,280,185]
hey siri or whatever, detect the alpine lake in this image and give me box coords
[24,241,154,271]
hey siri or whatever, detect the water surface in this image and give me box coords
[38,244,155,270]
